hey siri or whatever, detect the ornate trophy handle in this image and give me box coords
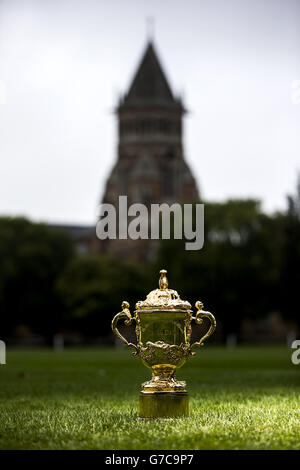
[111,301,138,355]
[191,301,216,351]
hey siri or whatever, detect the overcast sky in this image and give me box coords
[0,0,300,225]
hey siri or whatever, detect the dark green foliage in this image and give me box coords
[280,175,300,326]
[56,255,150,337]
[154,200,285,338]
[0,217,74,337]
[0,178,299,341]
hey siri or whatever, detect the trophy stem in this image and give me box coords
[141,364,187,393]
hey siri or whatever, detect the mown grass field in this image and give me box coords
[0,346,299,450]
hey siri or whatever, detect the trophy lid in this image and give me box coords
[135,269,192,311]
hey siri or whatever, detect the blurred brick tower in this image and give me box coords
[98,40,199,260]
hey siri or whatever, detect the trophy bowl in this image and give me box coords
[112,269,216,418]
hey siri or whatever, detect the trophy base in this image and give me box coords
[139,391,189,419]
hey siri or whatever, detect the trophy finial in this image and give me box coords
[159,269,168,290]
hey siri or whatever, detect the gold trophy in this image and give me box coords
[111,269,216,418]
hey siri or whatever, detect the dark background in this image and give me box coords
[1,186,299,346]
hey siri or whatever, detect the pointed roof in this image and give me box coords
[120,42,183,110]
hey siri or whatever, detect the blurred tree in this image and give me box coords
[1,192,294,343]
[0,217,74,338]
[56,254,151,337]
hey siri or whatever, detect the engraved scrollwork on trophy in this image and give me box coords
[139,340,191,366]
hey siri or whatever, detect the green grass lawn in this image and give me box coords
[0,346,299,450]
